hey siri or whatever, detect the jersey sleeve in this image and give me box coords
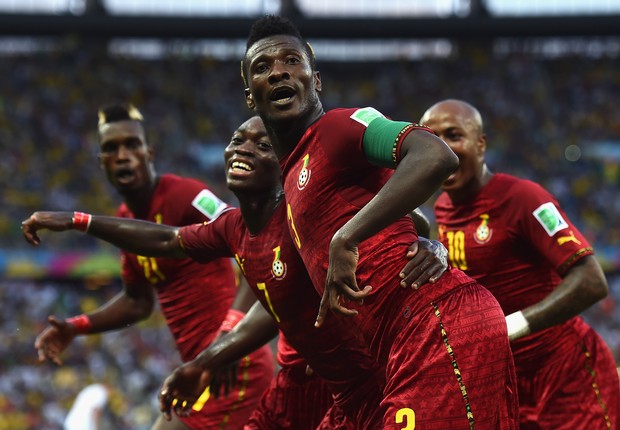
[510,179,593,274]
[178,210,239,263]
[172,178,230,225]
[318,108,378,168]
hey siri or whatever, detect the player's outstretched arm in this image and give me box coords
[159,302,278,419]
[507,254,608,341]
[21,211,185,258]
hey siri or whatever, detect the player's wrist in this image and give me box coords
[505,311,530,341]
[72,211,92,232]
[66,314,92,334]
[220,309,245,333]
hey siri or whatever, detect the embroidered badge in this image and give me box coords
[297,154,311,190]
[474,213,493,244]
[192,189,228,220]
[350,107,385,127]
[533,202,568,236]
[271,246,287,280]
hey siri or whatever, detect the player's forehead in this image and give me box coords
[425,104,473,130]
[246,35,308,64]
[99,120,145,143]
[237,116,266,133]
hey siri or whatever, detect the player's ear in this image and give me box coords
[245,89,256,110]
[314,71,322,93]
[146,144,155,161]
[476,133,487,161]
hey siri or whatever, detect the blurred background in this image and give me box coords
[0,1,619,428]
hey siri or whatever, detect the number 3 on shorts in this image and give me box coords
[395,408,415,430]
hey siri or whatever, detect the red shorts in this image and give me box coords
[517,327,620,430]
[245,364,334,430]
[179,343,274,430]
[371,278,518,429]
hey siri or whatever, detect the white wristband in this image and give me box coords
[505,311,530,341]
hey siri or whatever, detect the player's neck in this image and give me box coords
[122,177,159,218]
[448,166,493,205]
[266,104,325,159]
[239,188,284,235]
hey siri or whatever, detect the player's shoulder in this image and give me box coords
[494,173,549,200]
[159,173,207,190]
[325,106,387,122]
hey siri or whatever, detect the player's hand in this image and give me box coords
[316,233,372,328]
[399,238,448,289]
[159,361,211,420]
[21,211,74,246]
[209,360,238,399]
[34,316,77,366]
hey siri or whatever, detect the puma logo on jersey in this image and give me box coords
[557,230,581,246]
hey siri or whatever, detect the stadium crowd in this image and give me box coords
[1,37,619,428]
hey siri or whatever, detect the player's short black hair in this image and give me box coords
[97,103,144,127]
[241,15,315,86]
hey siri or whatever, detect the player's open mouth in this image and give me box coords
[270,87,295,105]
[231,161,253,172]
[115,168,135,184]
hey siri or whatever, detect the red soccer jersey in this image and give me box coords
[118,174,236,362]
[280,108,471,354]
[280,108,416,291]
[435,173,594,361]
[179,204,379,401]
[280,109,518,429]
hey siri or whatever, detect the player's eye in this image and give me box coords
[254,63,268,74]
[100,143,116,154]
[125,141,140,150]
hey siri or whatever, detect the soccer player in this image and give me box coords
[22,116,448,429]
[241,15,518,429]
[424,98,620,429]
[29,104,274,430]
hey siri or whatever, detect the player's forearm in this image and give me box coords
[194,302,278,369]
[81,290,155,333]
[230,275,259,314]
[509,255,608,339]
[86,215,184,258]
[410,207,431,238]
[338,132,456,245]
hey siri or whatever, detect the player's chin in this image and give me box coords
[227,178,247,190]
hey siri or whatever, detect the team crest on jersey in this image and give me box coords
[533,202,568,236]
[271,246,287,280]
[473,213,492,244]
[297,154,311,190]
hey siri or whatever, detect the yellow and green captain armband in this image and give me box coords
[360,113,437,168]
